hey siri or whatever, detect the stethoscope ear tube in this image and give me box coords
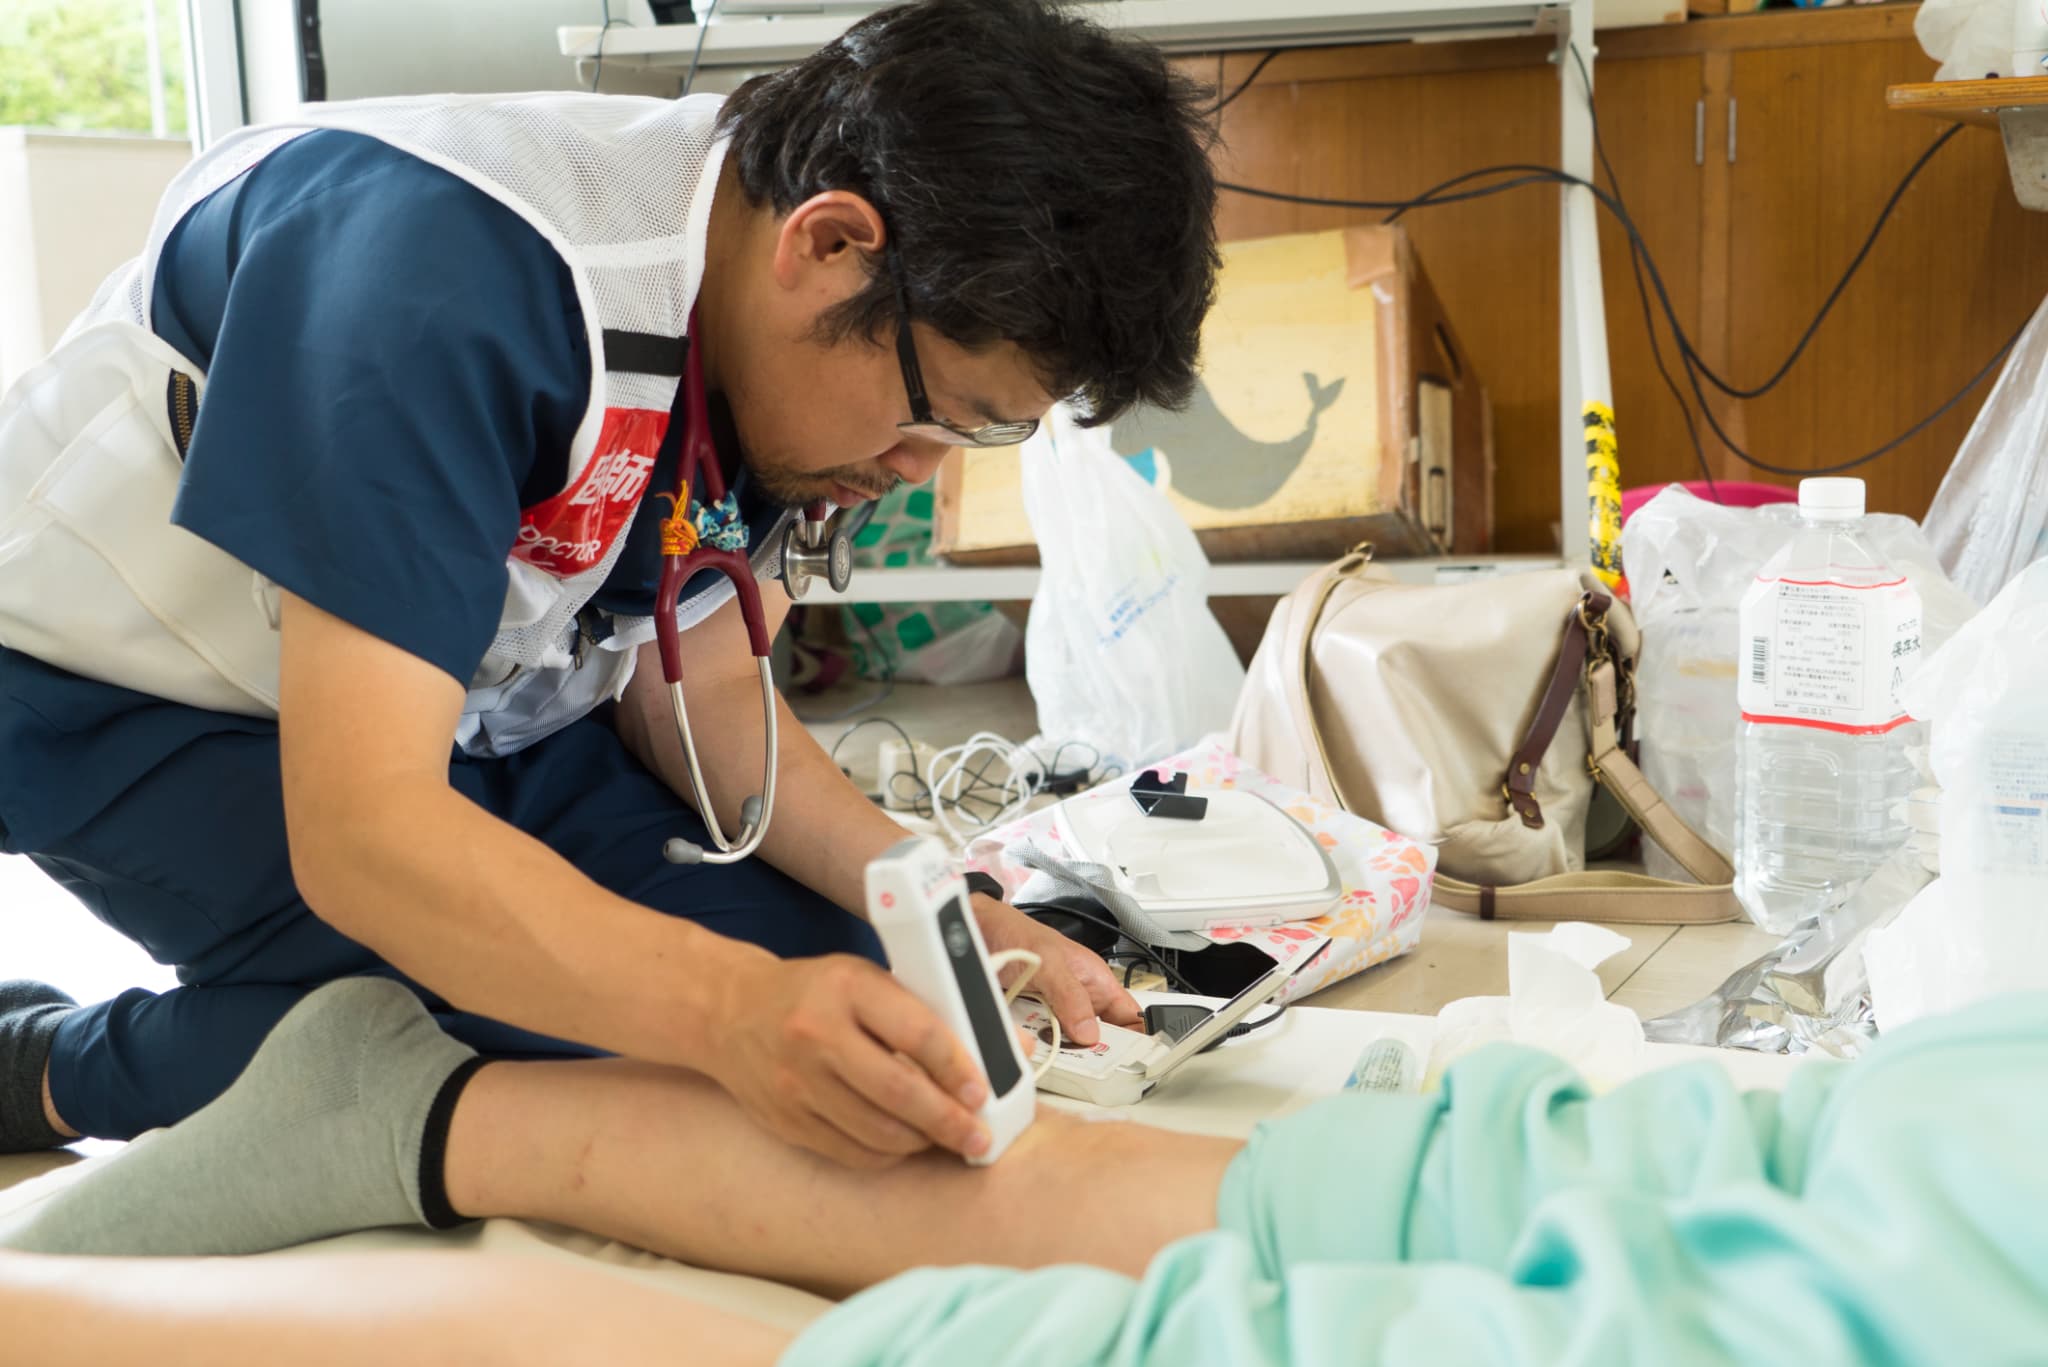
[661,658,778,865]
[652,313,779,865]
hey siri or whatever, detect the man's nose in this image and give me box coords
[879,439,952,487]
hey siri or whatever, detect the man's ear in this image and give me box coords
[771,190,886,296]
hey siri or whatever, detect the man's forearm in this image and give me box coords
[290,779,770,1067]
[619,663,908,915]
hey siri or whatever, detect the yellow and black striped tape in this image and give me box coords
[1583,401,1623,592]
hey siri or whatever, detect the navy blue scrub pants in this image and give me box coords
[28,707,881,1141]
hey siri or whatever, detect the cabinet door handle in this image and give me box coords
[1695,99,1705,166]
[1727,96,1738,164]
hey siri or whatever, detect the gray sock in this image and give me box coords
[0,980,77,1154]
[0,976,481,1256]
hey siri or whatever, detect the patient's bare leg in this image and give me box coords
[444,1059,1239,1298]
[0,980,1234,1284]
[0,1248,790,1367]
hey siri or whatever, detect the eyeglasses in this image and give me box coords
[887,242,1039,449]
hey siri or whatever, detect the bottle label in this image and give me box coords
[1737,574,1921,734]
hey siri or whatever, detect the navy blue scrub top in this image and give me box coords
[0,129,776,852]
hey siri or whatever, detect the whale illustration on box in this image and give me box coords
[935,226,1493,566]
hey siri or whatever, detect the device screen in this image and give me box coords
[1150,942,1329,1077]
[937,896,1023,1095]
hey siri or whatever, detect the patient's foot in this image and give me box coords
[0,977,481,1256]
[0,981,76,1154]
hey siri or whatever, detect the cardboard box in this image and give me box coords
[933,224,1493,565]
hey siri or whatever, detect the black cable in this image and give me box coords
[828,716,913,770]
[1211,49,1282,116]
[1217,156,2007,478]
[589,0,630,93]
[1706,124,1964,401]
[1377,157,1712,492]
[681,0,720,98]
[1227,43,1958,409]
[1223,172,1564,214]
[1016,901,1203,995]
[1215,42,1995,480]
[1693,314,2027,476]
[1567,45,1961,404]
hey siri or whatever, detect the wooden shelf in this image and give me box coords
[1890,78,2048,211]
[817,556,1563,605]
[1886,77,2048,127]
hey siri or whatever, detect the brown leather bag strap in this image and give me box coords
[1583,660,1735,887]
[1282,550,1741,926]
[1434,867,1739,923]
[1435,655,1740,924]
[1501,591,1609,830]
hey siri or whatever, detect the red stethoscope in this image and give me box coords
[654,316,851,867]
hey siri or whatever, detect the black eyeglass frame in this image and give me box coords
[886,243,1039,449]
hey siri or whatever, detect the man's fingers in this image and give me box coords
[1036,955,1103,1047]
[853,980,991,1117]
[809,1070,931,1159]
[828,1032,985,1158]
[1077,952,1143,1027]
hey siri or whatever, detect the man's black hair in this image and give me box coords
[715,0,1219,424]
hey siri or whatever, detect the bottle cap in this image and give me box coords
[1798,477,1865,521]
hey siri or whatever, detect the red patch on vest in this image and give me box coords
[511,406,667,576]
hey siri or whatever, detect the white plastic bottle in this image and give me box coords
[1735,478,1923,934]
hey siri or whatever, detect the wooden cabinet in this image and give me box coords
[1204,4,2048,552]
[1715,32,2048,517]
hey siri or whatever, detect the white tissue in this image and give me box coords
[1429,922,1645,1089]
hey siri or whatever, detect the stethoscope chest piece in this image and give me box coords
[779,504,854,601]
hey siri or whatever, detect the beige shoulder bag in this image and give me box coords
[1230,546,1739,923]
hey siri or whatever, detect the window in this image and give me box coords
[0,0,189,138]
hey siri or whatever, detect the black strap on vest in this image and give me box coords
[602,329,688,379]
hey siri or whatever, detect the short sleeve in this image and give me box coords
[159,131,589,685]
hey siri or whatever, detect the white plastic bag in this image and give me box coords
[1020,404,1245,771]
[1900,556,2048,874]
[1923,294,2048,605]
[1866,560,2048,1030]
[1622,486,1975,881]
[1915,0,2018,80]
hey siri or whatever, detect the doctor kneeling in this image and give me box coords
[0,0,1218,1174]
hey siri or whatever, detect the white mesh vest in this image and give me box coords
[0,92,790,757]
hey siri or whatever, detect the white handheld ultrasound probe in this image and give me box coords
[865,837,1036,1165]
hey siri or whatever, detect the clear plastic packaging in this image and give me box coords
[1922,294,2048,605]
[1621,485,1973,884]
